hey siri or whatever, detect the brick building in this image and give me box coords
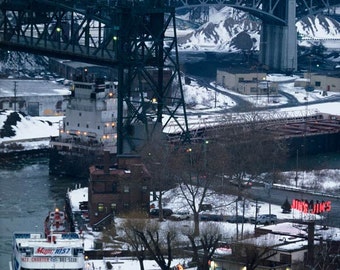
[88,154,150,229]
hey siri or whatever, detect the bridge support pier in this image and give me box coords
[259,0,297,72]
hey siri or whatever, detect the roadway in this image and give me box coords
[248,184,340,228]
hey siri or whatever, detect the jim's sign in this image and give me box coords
[292,199,331,214]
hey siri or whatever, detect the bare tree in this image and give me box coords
[217,114,287,184]
[184,222,222,270]
[138,132,177,221]
[133,221,178,270]
[172,140,223,236]
[118,212,150,270]
[212,113,288,238]
[309,237,340,270]
[232,241,278,270]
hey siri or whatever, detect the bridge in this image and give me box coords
[172,0,339,72]
[0,0,191,154]
[0,0,338,153]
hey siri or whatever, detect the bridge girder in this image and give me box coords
[0,0,190,154]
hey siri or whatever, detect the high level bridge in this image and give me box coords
[171,0,340,72]
[0,0,339,154]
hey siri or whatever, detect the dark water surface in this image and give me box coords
[0,156,86,269]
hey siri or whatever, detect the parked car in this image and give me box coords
[251,214,277,225]
[169,211,190,221]
[200,213,224,222]
[229,179,252,189]
[149,208,173,218]
[227,215,249,223]
[200,203,212,211]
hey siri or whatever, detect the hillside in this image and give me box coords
[177,6,340,53]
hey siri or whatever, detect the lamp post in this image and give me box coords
[295,149,299,187]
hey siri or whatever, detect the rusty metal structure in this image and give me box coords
[0,0,190,154]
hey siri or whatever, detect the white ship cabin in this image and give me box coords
[12,232,84,270]
[59,78,120,153]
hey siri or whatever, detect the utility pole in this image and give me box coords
[13,81,17,112]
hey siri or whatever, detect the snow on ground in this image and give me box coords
[67,172,340,270]
[3,75,335,269]
[1,75,340,146]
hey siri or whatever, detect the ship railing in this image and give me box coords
[50,140,105,151]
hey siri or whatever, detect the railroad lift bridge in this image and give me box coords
[0,0,339,154]
[0,0,191,154]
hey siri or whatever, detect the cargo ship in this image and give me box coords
[49,76,121,178]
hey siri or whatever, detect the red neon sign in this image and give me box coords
[291,199,331,214]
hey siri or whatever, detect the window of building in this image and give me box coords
[112,182,117,193]
[239,77,244,82]
[86,124,89,128]
[124,186,129,193]
[280,253,291,264]
[79,112,82,116]
[250,87,257,93]
[142,185,148,192]
[77,123,80,127]
[98,126,100,130]
[123,203,129,208]
[97,203,104,212]
[66,122,69,126]
[315,81,321,87]
[111,203,116,211]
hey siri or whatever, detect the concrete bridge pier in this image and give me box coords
[259,0,297,72]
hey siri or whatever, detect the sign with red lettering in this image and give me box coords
[291,199,331,214]
[34,247,71,256]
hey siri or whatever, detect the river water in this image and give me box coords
[0,156,87,269]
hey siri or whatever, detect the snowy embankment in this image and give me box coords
[0,110,62,152]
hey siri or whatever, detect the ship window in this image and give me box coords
[97,203,104,212]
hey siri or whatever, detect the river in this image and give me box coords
[0,155,87,269]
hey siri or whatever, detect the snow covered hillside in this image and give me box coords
[177,6,340,52]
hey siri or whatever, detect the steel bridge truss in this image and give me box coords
[0,0,190,154]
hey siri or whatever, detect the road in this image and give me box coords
[248,184,340,227]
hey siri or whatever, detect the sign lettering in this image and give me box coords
[21,257,77,263]
[292,199,331,214]
[35,247,71,256]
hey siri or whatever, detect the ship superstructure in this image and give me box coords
[12,232,85,270]
[49,76,122,177]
